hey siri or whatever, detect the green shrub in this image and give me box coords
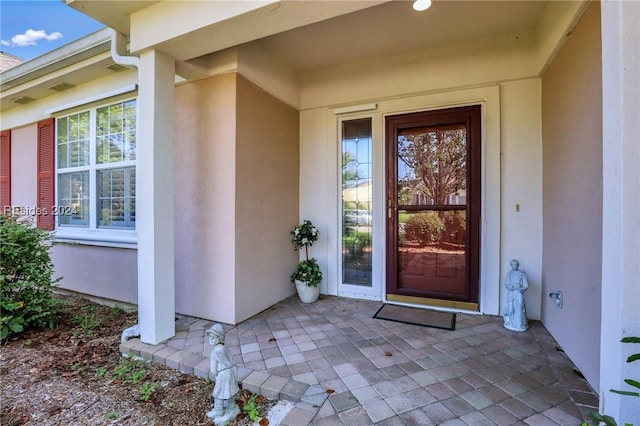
[441,211,467,245]
[343,231,372,257]
[586,336,640,426]
[290,220,322,287]
[290,258,323,287]
[403,212,444,245]
[0,215,62,339]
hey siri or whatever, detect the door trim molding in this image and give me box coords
[378,87,501,315]
[385,105,481,305]
[318,85,500,315]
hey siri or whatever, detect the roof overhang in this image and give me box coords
[66,0,391,61]
[64,0,160,35]
[1,1,590,114]
[0,28,116,112]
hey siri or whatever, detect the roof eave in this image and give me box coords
[0,27,112,92]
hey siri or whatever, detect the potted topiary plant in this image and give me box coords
[290,220,322,303]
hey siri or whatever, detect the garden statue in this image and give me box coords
[502,259,529,332]
[205,324,240,423]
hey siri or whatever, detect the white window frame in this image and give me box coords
[337,113,383,300]
[54,95,137,245]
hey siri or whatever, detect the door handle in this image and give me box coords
[388,201,395,219]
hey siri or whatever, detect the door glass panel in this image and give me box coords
[387,106,480,305]
[394,121,469,298]
[398,210,466,295]
[397,125,467,206]
[342,118,373,287]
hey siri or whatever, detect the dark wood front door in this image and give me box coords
[386,106,481,309]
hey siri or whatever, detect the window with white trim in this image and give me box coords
[56,99,136,231]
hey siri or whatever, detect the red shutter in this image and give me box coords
[0,130,10,213]
[37,118,55,230]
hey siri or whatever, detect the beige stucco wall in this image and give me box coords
[10,124,37,211]
[237,43,300,109]
[298,108,333,295]
[174,73,299,324]
[2,0,598,335]
[299,53,542,316]
[7,68,298,325]
[541,2,602,390]
[4,65,140,307]
[235,75,299,323]
[9,120,138,306]
[174,73,237,324]
[52,244,138,304]
[499,79,543,321]
[600,1,640,420]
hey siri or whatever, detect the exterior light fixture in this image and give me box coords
[413,0,432,11]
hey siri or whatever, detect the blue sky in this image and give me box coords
[1,0,105,61]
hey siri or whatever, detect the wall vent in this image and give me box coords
[105,63,127,72]
[48,82,75,92]
[10,96,35,104]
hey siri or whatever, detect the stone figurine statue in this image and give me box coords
[205,324,240,423]
[502,259,529,332]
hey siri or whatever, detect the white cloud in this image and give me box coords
[5,29,63,48]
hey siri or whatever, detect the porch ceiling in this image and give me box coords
[1,1,583,114]
[65,0,161,35]
[68,1,552,73]
[254,0,548,73]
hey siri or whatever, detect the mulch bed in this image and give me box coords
[0,295,273,425]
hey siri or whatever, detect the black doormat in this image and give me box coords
[373,304,456,330]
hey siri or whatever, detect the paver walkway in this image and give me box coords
[121,295,599,425]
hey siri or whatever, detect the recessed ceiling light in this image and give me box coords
[413,0,432,12]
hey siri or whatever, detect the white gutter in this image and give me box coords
[110,29,140,69]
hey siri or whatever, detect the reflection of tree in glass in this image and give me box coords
[404,212,444,245]
[442,211,466,245]
[342,151,358,185]
[398,187,413,205]
[398,127,466,205]
[96,101,137,164]
[56,112,90,168]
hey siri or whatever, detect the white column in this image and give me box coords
[600,1,640,423]
[137,49,176,344]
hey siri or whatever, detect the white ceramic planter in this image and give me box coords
[295,280,320,303]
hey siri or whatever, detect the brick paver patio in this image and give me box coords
[120,295,599,425]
